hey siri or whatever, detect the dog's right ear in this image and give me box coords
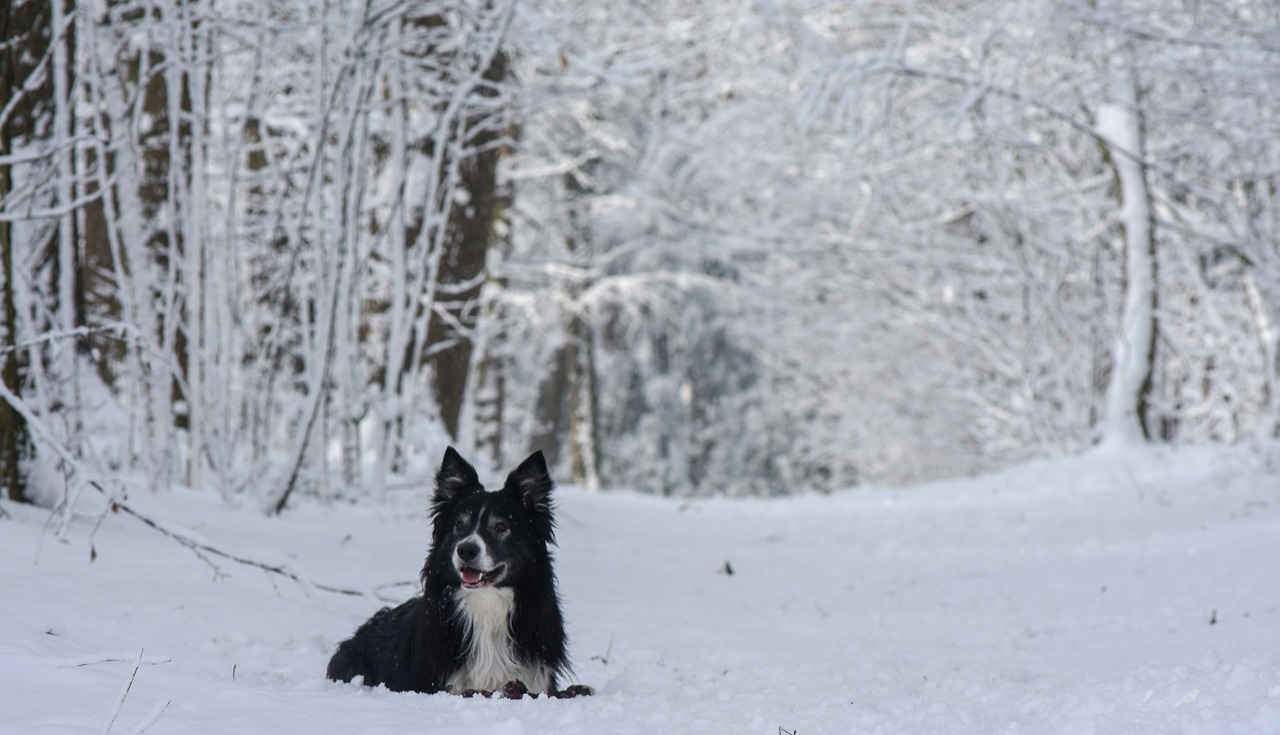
[434,446,481,506]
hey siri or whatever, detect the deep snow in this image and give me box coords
[3,444,1280,734]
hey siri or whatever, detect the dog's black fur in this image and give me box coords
[326,447,568,694]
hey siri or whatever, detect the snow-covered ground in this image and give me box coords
[3,444,1280,734]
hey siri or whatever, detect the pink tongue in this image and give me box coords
[462,568,484,586]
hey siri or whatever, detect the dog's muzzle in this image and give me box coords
[454,539,504,589]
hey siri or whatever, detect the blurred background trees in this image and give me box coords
[2,0,1278,505]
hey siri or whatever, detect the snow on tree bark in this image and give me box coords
[1095,60,1156,449]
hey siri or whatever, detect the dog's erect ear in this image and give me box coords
[434,446,481,505]
[505,450,555,537]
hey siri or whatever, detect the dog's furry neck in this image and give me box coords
[448,587,551,693]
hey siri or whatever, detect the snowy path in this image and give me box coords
[3,446,1279,734]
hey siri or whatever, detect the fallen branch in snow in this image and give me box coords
[0,378,388,599]
[96,489,368,597]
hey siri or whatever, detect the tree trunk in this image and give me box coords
[1095,59,1157,449]
[0,176,27,504]
[1241,179,1280,438]
[426,50,508,440]
[531,339,572,473]
[467,275,508,470]
[0,0,57,503]
[0,10,25,502]
[566,310,600,489]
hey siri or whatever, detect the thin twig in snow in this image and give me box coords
[101,649,143,735]
[76,655,172,668]
[122,699,170,735]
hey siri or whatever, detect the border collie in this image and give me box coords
[326,447,573,695]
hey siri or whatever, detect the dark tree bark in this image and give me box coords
[426,50,508,439]
[131,39,194,432]
[0,180,27,504]
[529,319,600,487]
[530,165,601,486]
[470,275,508,469]
[0,0,57,503]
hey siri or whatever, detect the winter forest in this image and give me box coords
[3,0,1280,508]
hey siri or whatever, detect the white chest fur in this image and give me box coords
[448,587,551,693]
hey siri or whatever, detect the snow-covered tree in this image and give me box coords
[797,0,1280,469]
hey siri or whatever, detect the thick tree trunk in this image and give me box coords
[532,338,572,474]
[528,312,600,488]
[566,311,600,489]
[1,53,25,503]
[467,275,508,470]
[0,0,56,503]
[0,176,27,504]
[1096,61,1157,449]
[427,50,508,440]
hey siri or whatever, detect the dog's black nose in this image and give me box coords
[457,541,480,562]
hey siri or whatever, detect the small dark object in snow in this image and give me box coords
[591,634,613,665]
[721,561,734,576]
[1209,609,1217,625]
[460,689,493,699]
[551,684,594,698]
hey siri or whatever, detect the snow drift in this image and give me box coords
[2,444,1279,734]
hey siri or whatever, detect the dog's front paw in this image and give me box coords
[460,689,493,699]
[499,680,530,699]
[551,684,593,698]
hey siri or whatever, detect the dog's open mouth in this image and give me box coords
[459,564,505,589]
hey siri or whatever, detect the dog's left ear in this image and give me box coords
[505,450,555,537]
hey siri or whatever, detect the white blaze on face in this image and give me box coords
[453,531,499,588]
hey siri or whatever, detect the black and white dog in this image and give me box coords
[326,447,572,695]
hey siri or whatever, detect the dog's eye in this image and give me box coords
[492,520,509,534]
[454,518,467,533]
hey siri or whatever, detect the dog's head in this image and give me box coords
[429,447,556,591]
